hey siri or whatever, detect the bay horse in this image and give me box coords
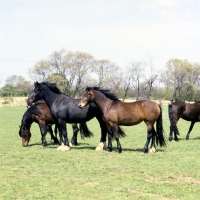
[19,100,93,147]
[78,87,166,153]
[168,100,200,141]
[26,82,126,151]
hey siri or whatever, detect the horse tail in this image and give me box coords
[118,126,126,138]
[156,105,167,147]
[79,123,94,139]
[168,104,180,135]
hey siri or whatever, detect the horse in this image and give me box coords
[78,87,166,153]
[26,82,126,151]
[168,100,200,141]
[19,100,93,147]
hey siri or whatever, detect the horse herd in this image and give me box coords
[18,81,200,154]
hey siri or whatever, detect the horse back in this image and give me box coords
[171,101,200,121]
[32,103,55,124]
[50,97,100,123]
[109,100,160,125]
[182,102,200,121]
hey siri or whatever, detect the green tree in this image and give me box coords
[160,59,200,101]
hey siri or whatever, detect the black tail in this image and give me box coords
[118,126,126,138]
[79,123,94,139]
[156,105,167,147]
[109,126,126,140]
[168,104,180,135]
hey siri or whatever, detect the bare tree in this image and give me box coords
[28,60,51,81]
[124,61,145,101]
[66,51,95,97]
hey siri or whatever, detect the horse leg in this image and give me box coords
[52,124,59,144]
[111,124,122,153]
[186,121,195,140]
[169,125,174,141]
[106,131,113,152]
[39,124,48,147]
[57,120,70,151]
[47,125,54,143]
[95,117,107,150]
[149,127,156,153]
[142,124,153,153]
[70,123,79,146]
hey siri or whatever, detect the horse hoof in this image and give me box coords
[62,145,70,151]
[69,142,76,147]
[95,142,106,151]
[186,137,189,140]
[142,149,148,153]
[57,145,63,151]
[149,147,156,153]
[106,147,112,152]
[115,149,122,154]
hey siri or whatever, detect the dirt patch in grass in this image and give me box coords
[0,97,27,107]
[145,175,200,184]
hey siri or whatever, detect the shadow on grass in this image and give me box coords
[26,142,166,153]
[169,137,200,141]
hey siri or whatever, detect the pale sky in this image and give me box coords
[0,0,200,86]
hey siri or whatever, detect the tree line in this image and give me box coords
[1,49,200,101]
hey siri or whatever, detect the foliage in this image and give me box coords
[1,49,200,101]
[1,105,200,199]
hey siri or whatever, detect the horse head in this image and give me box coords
[19,125,31,147]
[78,87,95,108]
[27,82,44,106]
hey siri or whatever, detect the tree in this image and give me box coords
[28,60,51,81]
[1,75,32,96]
[64,51,95,97]
[123,61,145,101]
[160,59,200,101]
[46,73,68,94]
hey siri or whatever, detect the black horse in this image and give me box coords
[168,100,200,141]
[19,100,93,147]
[26,82,126,151]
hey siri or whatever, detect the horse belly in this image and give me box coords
[118,115,144,126]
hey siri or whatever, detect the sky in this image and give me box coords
[0,0,200,86]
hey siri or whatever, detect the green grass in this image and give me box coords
[1,105,200,199]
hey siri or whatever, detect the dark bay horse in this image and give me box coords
[26,82,125,151]
[78,87,166,153]
[168,101,200,141]
[19,100,93,147]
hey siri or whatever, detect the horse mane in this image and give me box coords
[21,109,34,129]
[88,86,119,101]
[39,82,63,94]
[28,105,42,116]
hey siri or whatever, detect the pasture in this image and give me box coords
[0,105,200,199]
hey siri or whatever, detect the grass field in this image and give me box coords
[0,104,200,199]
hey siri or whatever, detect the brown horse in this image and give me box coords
[78,87,166,153]
[19,100,93,147]
[168,101,200,141]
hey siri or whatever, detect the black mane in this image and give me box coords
[39,82,63,94]
[88,86,119,101]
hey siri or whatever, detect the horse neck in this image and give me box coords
[21,110,33,129]
[93,90,113,113]
[41,87,59,106]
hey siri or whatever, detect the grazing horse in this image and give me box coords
[78,87,166,153]
[26,82,125,151]
[168,101,200,141]
[19,100,93,147]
